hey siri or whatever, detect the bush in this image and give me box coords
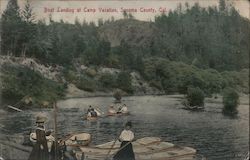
[63,69,78,83]
[116,72,133,93]
[186,87,205,107]
[222,88,239,114]
[99,73,117,89]
[1,65,65,107]
[76,76,96,92]
[113,89,122,101]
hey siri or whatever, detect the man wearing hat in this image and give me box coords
[108,105,117,115]
[113,121,135,160]
[28,115,49,160]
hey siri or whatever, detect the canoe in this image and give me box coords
[59,133,91,147]
[75,137,197,160]
[107,112,130,116]
[6,105,23,112]
[84,116,98,121]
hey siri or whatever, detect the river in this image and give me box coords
[0,95,249,160]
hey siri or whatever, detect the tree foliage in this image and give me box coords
[186,87,205,107]
[222,88,239,114]
[0,0,248,101]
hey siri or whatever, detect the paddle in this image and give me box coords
[105,138,119,160]
[104,128,123,160]
[95,107,105,116]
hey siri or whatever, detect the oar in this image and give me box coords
[53,102,58,160]
[104,129,123,160]
[96,107,105,115]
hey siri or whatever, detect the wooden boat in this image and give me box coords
[83,108,104,121]
[59,133,91,147]
[182,100,204,111]
[107,111,130,116]
[86,116,98,121]
[73,137,197,160]
[183,105,204,111]
[6,105,23,112]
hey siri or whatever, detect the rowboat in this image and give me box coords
[85,116,98,121]
[84,108,104,121]
[59,133,91,147]
[107,112,130,116]
[73,137,197,160]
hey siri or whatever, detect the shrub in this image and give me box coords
[222,88,239,114]
[1,65,65,107]
[99,73,117,88]
[85,68,97,77]
[116,72,134,93]
[113,89,122,101]
[63,69,78,83]
[186,87,205,107]
[76,76,96,92]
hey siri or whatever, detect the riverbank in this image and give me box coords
[1,55,248,109]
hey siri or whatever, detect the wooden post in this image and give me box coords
[53,101,58,160]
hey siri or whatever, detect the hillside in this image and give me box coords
[98,19,156,48]
[0,0,249,107]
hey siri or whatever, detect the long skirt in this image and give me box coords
[113,141,135,160]
[28,143,49,160]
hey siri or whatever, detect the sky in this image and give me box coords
[0,0,249,23]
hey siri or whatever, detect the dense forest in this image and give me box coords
[0,0,249,106]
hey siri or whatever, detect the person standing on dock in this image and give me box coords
[28,115,49,160]
[113,121,135,160]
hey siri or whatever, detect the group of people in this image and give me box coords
[29,103,134,160]
[87,105,98,118]
[86,104,129,118]
[108,104,128,115]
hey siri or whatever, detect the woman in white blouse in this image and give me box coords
[113,121,135,160]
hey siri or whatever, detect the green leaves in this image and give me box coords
[186,87,205,107]
[222,88,239,114]
[1,65,65,106]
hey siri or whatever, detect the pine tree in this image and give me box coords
[1,0,23,56]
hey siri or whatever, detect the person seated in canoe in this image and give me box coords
[29,114,52,160]
[87,105,93,114]
[113,121,135,160]
[117,104,128,114]
[90,108,98,117]
[108,105,116,114]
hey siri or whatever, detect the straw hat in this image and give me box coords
[36,114,47,123]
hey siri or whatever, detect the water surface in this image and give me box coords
[0,95,249,160]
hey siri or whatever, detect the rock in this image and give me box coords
[85,68,97,77]
[41,101,50,107]
[24,97,32,105]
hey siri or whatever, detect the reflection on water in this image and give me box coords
[0,95,249,160]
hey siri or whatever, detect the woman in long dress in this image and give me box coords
[28,115,49,160]
[113,121,135,160]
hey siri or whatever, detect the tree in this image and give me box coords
[20,0,36,57]
[123,11,128,19]
[186,87,205,107]
[1,0,23,56]
[222,88,239,114]
[116,72,133,93]
[128,13,134,19]
[21,0,35,23]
